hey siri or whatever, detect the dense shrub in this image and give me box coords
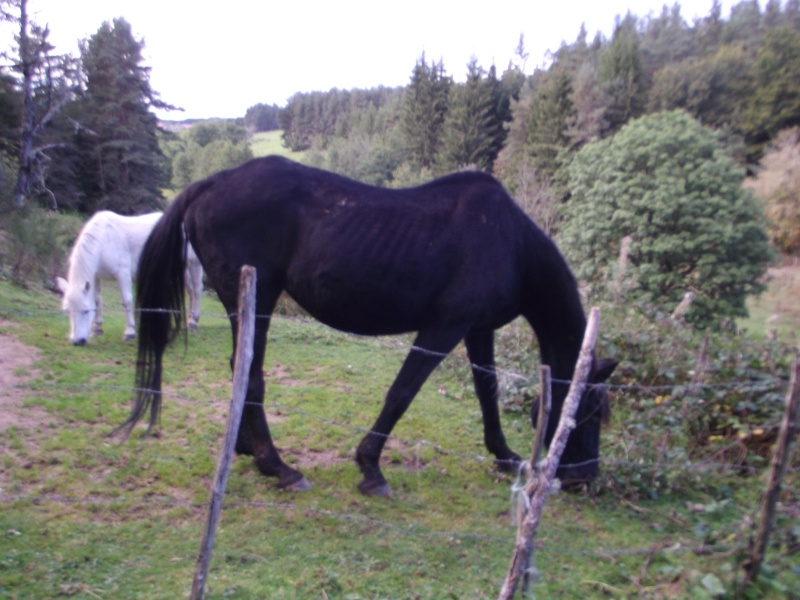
[0,207,82,288]
[494,300,797,499]
[560,111,774,329]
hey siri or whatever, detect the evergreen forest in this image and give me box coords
[2,3,800,595]
[2,0,800,327]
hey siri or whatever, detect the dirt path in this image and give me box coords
[0,321,50,431]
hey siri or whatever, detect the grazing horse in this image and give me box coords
[56,211,204,346]
[124,156,617,496]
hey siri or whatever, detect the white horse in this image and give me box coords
[56,211,203,346]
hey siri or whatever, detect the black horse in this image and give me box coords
[124,156,617,496]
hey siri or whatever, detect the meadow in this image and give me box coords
[1,269,798,599]
[250,131,304,160]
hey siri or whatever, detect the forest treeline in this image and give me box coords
[0,0,263,215]
[272,1,800,190]
[2,0,798,213]
[1,0,799,327]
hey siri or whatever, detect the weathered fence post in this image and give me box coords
[190,265,257,600]
[498,307,601,600]
[501,365,551,597]
[742,358,800,588]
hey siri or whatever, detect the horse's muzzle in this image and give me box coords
[72,338,87,346]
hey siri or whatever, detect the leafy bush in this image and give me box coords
[493,300,797,499]
[597,301,796,498]
[0,207,82,288]
[560,110,774,328]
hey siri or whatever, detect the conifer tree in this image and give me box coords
[438,59,498,172]
[401,54,451,170]
[526,64,573,181]
[76,18,172,214]
[7,0,78,208]
[599,14,646,133]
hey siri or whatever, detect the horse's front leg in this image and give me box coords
[117,272,136,340]
[356,327,465,497]
[465,330,521,472]
[93,279,104,336]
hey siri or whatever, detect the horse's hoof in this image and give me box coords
[93,328,104,336]
[123,334,136,341]
[495,456,522,473]
[357,478,392,497]
[188,322,198,331]
[282,476,312,492]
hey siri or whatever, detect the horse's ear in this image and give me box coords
[593,358,618,383]
[55,277,68,296]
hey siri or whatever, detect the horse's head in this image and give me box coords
[533,357,617,489]
[56,276,96,346]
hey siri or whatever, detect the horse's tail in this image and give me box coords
[115,184,202,437]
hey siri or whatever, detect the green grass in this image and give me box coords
[0,281,797,598]
[740,264,800,344]
[250,130,304,160]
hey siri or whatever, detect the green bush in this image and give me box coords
[493,300,797,499]
[595,301,795,498]
[560,110,774,329]
[0,207,83,288]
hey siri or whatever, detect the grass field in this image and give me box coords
[0,277,798,598]
[741,264,800,345]
[250,130,304,160]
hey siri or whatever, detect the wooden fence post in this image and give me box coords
[190,266,257,600]
[500,365,551,597]
[742,358,800,588]
[498,307,601,600]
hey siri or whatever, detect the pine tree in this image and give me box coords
[76,18,171,214]
[598,14,646,133]
[438,59,499,172]
[526,64,573,180]
[401,55,451,170]
[8,0,78,208]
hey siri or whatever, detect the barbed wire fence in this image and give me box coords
[1,285,799,598]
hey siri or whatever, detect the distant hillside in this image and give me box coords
[158,118,235,133]
[250,130,304,160]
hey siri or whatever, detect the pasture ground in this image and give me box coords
[741,263,800,345]
[250,131,303,160]
[0,277,798,598]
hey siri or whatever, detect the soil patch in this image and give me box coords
[0,321,53,431]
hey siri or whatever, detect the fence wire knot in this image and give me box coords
[510,460,532,526]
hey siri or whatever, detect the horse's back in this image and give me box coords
[181,157,544,334]
[90,211,162,279]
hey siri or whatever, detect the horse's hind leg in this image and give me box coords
[117,271,136,340]
[464,329,521,472]
[185,259,203,330]
[356,327,466,497]
[227,292,310,491]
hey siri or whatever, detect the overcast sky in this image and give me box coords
[19,0,750,120]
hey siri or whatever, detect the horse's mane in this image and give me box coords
[66,215,106,287]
